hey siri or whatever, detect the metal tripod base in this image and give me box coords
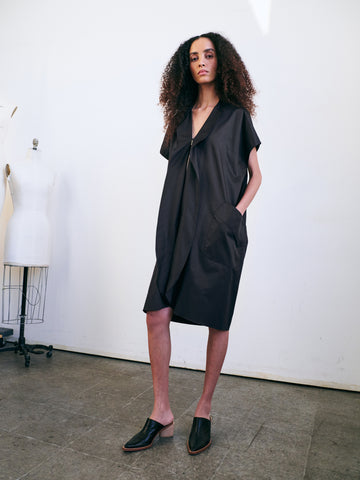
[1,339,53,367]
[1,266,53,367]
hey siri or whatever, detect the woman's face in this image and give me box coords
[189,37,217,85]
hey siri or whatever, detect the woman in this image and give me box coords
[123,32,261,455]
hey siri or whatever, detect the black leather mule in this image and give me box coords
[187,417,212,455]
[122,418,174,452]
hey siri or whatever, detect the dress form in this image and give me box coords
[5,139,55,266]
[1,139,55,366]
[0,105,17,213]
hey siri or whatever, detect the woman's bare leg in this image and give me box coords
[194,327,229,419]
[146,307,174,426]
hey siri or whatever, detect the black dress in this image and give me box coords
[144,101,261,331]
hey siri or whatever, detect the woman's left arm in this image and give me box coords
[236,147,262,215]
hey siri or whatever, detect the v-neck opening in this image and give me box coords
[191,100,220,140]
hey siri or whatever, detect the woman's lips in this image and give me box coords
[198,70,208,75]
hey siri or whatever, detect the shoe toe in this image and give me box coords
[123,418,172,452]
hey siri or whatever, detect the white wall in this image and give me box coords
[1,0,359,391]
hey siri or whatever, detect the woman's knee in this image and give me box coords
[208,327,229,341]
[146,307,172,331]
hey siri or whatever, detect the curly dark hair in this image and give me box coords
[159,32,257,143]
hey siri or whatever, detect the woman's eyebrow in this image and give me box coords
[189,48,215,55]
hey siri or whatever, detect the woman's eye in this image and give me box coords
[190,56,198,62]
[206,54,214,59]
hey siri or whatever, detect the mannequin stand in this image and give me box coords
[1,265,53,367]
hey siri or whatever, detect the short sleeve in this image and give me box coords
[242,110,261,162]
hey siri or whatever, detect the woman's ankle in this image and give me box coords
[150,407,174,426]
[194,399,211,419]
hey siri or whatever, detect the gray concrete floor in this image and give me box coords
[0,350,359,480]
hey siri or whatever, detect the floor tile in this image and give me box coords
[11,406,100,446]
[305,411,360,476]
[22,447,123,480]
[0,431,60,480]
[215,424,310,480]
[69,419,139,467]
[304,466,360,480]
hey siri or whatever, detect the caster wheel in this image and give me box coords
[46,351,52,358]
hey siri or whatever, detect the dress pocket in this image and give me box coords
[202,203,248,269]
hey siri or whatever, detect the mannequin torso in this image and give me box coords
[5,147,55,266]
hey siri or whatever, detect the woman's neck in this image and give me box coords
[193,84,219,110]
